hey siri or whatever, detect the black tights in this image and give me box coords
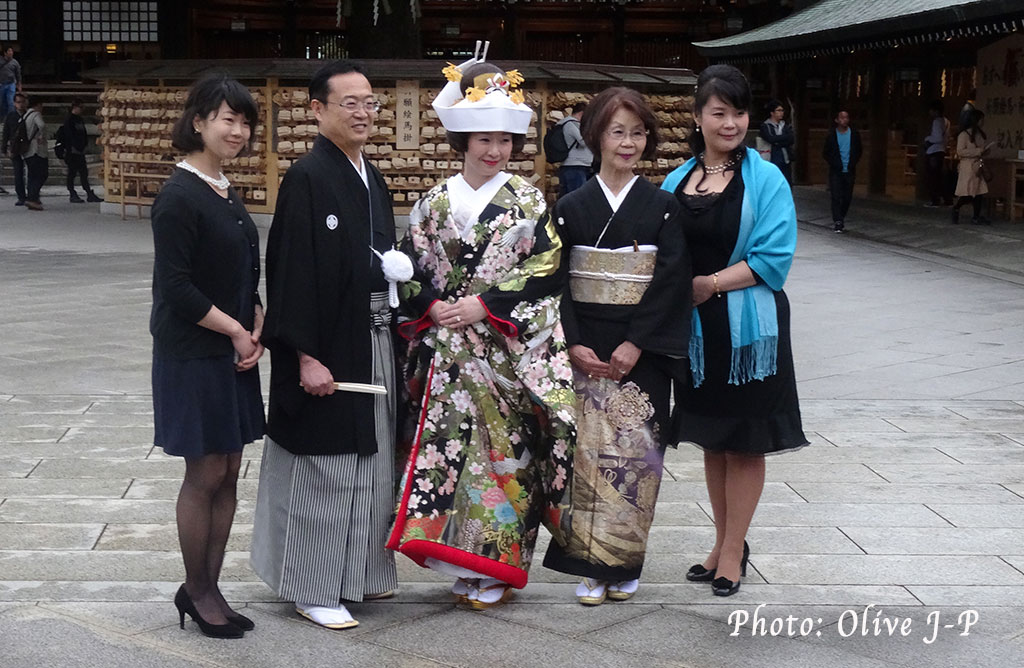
[953,195,984,219]
[177,452,243,623]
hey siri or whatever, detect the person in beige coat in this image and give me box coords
[952,109,993,225]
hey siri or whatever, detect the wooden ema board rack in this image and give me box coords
[98,81,694,216]
[99,84,274,214]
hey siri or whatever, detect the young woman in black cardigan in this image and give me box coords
[150,75,264,638]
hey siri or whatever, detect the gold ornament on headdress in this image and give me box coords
[440,43,527,107]
[442,62,463,83]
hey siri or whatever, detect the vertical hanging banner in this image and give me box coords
[396,80,421,150]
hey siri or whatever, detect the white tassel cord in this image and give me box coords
[371,246,415,308]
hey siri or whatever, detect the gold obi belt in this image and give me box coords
[569,245,658,305]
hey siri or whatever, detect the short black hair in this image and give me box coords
[765,98,783,115]
[13,92,25,102]
[928,99,944,114]
[446,130,526,155]
[571,102,587,115]
[171,74,259,154]
[309,60,367,103]
[70,99,82,111]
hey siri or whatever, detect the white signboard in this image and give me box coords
[977,33,1024,159]
[396,80,420,151]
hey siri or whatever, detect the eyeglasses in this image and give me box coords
[326,98,381,113]
[606,128,649,142]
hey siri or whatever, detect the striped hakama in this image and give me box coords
[250,293,398,605]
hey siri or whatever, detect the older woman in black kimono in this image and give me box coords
[543,87,691,605]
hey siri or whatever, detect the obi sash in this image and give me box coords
[568,244,658,306]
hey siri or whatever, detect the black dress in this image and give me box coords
[672,167,808,455]
[151,171,265,458]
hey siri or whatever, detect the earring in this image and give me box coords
[193,126,199,133]
[695,125,702,133]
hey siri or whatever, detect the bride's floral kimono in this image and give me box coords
[386,173,576,589]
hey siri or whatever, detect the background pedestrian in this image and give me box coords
[951,109,992,225]
[822,108,862,233]
[923,100,950,207]
[21,95,48,211]
[1,91,27,203]
[758,98,794,184]
[60,99,103,203]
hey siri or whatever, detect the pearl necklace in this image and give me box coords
[701,154,735,175]
[176,160,230,190]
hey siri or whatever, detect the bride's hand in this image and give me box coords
[438,296,487,328]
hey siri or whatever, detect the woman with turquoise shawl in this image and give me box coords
[661,65,808,598]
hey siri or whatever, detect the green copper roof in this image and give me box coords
[695,0,1024,60]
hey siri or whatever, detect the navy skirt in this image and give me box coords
[152,353,266,458]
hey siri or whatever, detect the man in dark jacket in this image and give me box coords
[1,91,26,203]
[759,99,795,184]
[250,60,399,630]
[61,100,102,203]
[822,109,862,233]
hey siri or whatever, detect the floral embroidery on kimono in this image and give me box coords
[386,175,577,588]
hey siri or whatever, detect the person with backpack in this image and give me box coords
[1,91,27,204]
[59,100,103,203]
[546,102,592,197]
[18,95,47,211]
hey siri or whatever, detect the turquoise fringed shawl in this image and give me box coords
[661,147,797,386]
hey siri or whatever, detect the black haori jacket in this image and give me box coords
[262,134,396,456]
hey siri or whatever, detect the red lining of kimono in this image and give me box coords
[385,355,529,590]
[396,540,529,590]
[397,299,440,340]
[385,358,436,551]
[478,297,518,337]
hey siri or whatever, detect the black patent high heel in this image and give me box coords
[711,541,749,597]
[174,585,245,638]
[685,564,716,582]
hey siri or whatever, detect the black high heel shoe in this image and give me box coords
[226,612,255,631]
[685,564,716,582]
[711,541,749,598]
[174,585,245,638]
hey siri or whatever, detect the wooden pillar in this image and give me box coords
[501,6,517,59]
[159,1,189,59]
[283,0,301,59]
[19,0,62,80]
[535,80,550,194]
[867,55,889,195]
[915,57,942,201]
[612,6,626,66]
[265,78,280,213]
[791,63,810,185]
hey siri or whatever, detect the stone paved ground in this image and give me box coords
[1,190,1023,667]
